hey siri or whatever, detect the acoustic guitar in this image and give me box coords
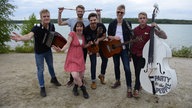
[87,27,103,54]
[100,37,141,58]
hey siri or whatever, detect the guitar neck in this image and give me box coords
[115,39,135,48]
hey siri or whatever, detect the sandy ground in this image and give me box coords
[0,53,192,108]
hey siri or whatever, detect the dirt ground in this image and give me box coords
[0,53,191,108]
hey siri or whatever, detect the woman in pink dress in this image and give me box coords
[53,21,89,99]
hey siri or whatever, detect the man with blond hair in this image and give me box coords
[108,4,133,98]
[10,9,61,97]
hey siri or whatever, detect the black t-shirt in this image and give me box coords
[31,23,55,54]
[83,23,106,43]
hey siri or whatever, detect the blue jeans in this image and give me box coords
[35,50,56,87]
[89,50,108,81]
[113,49,132,87]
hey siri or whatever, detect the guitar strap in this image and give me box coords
[42,23,54,45]
[125,21,134,56]
[49,23,54,31]
[125,21,134,38]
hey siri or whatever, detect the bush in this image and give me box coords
[15,45,34,53]
[0,45,13,53]
[172,46,192,58]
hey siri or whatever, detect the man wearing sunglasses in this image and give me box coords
[107,4,133,98]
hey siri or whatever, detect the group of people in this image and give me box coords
[10,4,167,99]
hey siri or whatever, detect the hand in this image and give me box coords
[87,41,93,46]
[52,45,61,52]
[151,22,157,27]
[103,38,109,41]
[10,32,22,42]
[107,36,113,40]
[114,36,120,40]
[135,36,143,41]
[58,7,64,14]
[95,8,102,15]
[94,39,99,45]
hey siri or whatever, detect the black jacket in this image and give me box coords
[107,19,132,50]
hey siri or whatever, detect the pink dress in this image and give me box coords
[64,32,85,73]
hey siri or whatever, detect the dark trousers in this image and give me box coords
[132,54,145,90]
[113,49,132,87]
[89,49,108,81]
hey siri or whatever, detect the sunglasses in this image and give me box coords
[42,15,50,18]
[117,11,124,14]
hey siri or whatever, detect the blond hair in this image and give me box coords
[117,4,125,10]
[39,9,50,17]
[138,12,148,18]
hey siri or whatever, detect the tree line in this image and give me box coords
[12,18,192,24]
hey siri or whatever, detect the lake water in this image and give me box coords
[8,24,192,49]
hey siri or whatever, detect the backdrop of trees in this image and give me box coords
[12,18,192,24]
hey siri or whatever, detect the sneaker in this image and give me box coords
[40,87,46,97]
[98,75,106,84]
[50,77,61,86]
[133,90,139,98]
[91,82,97,89]
[127,88,133,98]
[111,80,121,89]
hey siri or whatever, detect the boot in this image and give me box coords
[50,77,61,86]
[40,87,47,97]
[73,84,79,96]
[98,74,106,84]
[80,85,89,99]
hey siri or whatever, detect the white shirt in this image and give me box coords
[115,25,125,49]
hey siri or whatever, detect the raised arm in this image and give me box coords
[58,7,68,26]
[10,32,34,41]
[95,9,102,23]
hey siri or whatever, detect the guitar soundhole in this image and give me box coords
[91,44,96,47]
[112,45,116,49]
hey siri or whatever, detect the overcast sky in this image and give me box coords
[9,0,192,20]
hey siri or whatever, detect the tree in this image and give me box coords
[14,13,38,53]
[0,0,17,53]
[20,13,38,46]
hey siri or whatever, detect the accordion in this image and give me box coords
[43,31,67,49]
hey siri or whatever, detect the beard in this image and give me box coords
[77,14,83,18]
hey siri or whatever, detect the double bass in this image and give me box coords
[140,4,177,95]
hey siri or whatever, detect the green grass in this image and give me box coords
[15,45,34,53]
[172,46,192,58]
